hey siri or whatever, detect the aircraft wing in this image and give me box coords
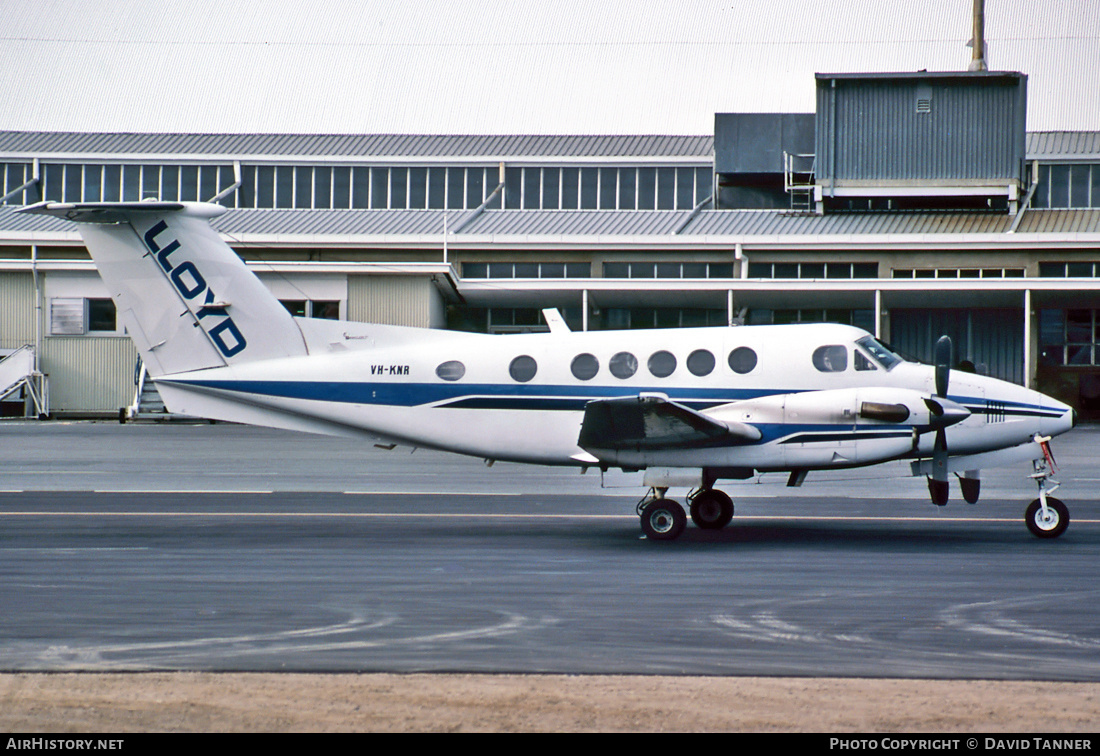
[578,393,761,452]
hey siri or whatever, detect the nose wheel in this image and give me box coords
[1026,496,1068,539]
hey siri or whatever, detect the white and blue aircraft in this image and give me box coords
[21,200,1077,540]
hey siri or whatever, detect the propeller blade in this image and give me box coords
[927,476,949,506]
[925,336,960,507]
[928,428,950,505]
[934,335,952,397]
[932,429,949,482]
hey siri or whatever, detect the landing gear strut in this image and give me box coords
[1025,441,1069,539]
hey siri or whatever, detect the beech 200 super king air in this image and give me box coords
[21,200,1078,541]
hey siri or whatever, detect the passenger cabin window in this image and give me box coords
[509,355,538,382]
[648,350,677,378]
[727,347,758,374]
[813,345,848,372]
[571,353,599,380]
[436,360,465,381]
[687,349,715,376]
[609,352,638,379]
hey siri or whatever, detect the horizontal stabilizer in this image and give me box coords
[578,393,760,453]
[20,200,201,223]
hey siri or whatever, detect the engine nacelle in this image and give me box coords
[705,387,967,469]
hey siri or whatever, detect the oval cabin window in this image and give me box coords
[727,347,758,374]
[648,350,677,378]
[609,351,638,379]
[687,349,715,376]
[509,355,538,382]
[812,345,848,372]
[571,353,599,380]
[436,360,465,381]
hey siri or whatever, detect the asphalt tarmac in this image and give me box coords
[1,420,1099,679]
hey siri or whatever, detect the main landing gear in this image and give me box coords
[637,487,734,540]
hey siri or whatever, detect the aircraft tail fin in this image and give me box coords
[20,201,307,377]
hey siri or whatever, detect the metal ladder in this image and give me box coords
[0,345,48,417]
[783,151,817,212]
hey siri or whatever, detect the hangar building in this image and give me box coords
[1,71,1099,419]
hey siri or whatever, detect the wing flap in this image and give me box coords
[578,393,760,453]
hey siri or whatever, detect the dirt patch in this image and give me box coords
[1,673,1098,732]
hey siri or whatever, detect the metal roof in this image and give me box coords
[3,129,1099,164]
[0,132,714,161]
[1026,132,1100,160]
[5,205,1100,244]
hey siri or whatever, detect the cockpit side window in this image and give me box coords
[855,336,902,370]
[854,351,877,371]
[812,345,848,372]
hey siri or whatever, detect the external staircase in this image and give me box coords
[0,346,47,417]
[121,359,188,422]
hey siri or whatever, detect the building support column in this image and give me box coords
[582,289,589,332]
[874,289,882,339]
[727,290,734,327]
[1023,288,1032,388]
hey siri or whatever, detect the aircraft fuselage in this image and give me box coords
[153,321,1074,475]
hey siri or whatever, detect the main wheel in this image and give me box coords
[1025,497,1069,539]
[640,498,686,541]
[689,489,734,530]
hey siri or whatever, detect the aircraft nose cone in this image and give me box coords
[1073,408,1078,428]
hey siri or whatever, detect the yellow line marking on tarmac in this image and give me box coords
[93,489,275,494]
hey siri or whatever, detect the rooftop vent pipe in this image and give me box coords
[968,0,988,71]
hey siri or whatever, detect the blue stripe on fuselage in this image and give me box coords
[163,379,779,410]
[165,380,1065,420]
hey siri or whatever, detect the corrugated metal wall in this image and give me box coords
[347,275,444,328]
[41,336,138,412]
[0,272,35,350]
[889,308,1024,385]
[816,74,1027,184]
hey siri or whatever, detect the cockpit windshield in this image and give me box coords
[855,335,902,370]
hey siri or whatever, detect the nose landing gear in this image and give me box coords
[1025,436,1069,539]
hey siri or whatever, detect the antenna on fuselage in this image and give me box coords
[542,308,571,334]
